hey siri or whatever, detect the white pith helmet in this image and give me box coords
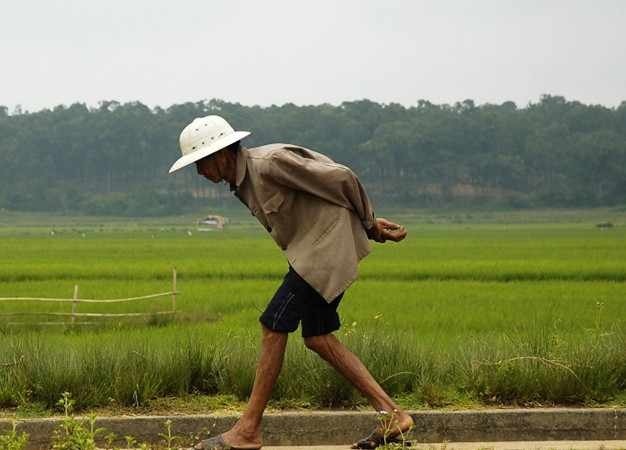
[168,115,251,174]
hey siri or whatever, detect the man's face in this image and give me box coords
[195,150,227,183]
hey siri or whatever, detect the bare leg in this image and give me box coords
[304,333,414,434]
[218,325,288,449]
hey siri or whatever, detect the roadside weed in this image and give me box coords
[52,392,104,450]
[0,421,28,450]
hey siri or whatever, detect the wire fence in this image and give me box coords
[0,268,178,327]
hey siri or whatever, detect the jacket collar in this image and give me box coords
[230,147,248,192]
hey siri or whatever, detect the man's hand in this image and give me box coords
[366,217,407,243]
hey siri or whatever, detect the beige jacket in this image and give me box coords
[231,144,376,302]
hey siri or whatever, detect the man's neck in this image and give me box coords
[227,150,238,190]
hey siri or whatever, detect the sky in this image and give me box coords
[1,0,625,112]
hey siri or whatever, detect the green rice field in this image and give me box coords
[1,208,625,415]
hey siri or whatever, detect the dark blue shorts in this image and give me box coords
[259,266,344,338]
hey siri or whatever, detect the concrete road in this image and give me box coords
[263,441,626,449]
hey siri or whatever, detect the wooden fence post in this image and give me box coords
[172,268,177,312]
[72,285,79,327]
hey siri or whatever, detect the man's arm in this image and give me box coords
[268,148,407,242]
[268,149,376,231]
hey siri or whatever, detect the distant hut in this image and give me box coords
[596,222,614,230]
[197,214,228,231]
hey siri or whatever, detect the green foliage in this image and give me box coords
[0,215,626,411]
[1,96,626,214]
[51,393,104,450]
[158,420,182,450]
[0,422,28,450]
[7,393,184,449]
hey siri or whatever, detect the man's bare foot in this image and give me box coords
[219,425,262,449]
[376,410,414,438]
[351,412,414,449]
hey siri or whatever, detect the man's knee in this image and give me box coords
[261,323,288,341]
[303,333,333,352]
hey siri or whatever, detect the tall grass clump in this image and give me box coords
[1,323,625,411]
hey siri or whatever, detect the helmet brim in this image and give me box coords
[168,131,251,174]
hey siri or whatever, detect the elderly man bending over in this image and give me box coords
[169,115,412,450]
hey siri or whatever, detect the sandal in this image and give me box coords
[188,433,261,450]
[351,429,412,449]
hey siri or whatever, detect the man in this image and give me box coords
[169,115,413,450]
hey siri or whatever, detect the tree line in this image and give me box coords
[0,95,625,216]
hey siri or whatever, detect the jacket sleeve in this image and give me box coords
[267,149,376,231]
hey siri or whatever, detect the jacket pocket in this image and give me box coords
[262,191,285,214]
[311,217,339,246]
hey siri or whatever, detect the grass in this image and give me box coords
[0,208,625,415]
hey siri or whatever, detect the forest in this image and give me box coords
[1,95,625,215]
